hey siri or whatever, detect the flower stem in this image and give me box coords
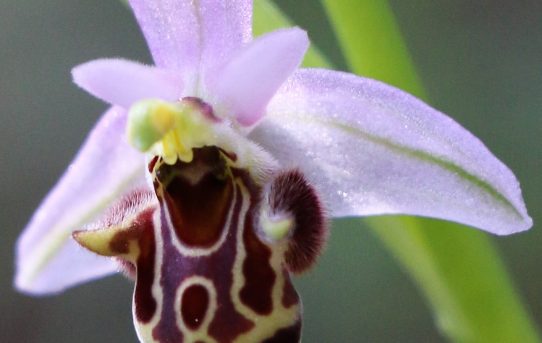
[255,0,540,341]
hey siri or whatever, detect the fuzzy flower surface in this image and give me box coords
[15,0,532,342]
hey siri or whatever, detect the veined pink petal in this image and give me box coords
[18,240,118,296]
[252,69,532,235]
[72,59,183,108]
[128,0,251,90]
[15,107,148,294]
[212,28,309,126]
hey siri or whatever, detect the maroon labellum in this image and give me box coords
[74,146,328,342]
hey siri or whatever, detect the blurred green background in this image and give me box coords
[1,1,540,342]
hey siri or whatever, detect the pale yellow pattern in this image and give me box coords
[230,181,300,343]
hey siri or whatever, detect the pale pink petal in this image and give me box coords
[128,0,199,72]
[128,0,251,90]
[72,58,183,108]
[18,240,118,296]
[198,0,252,78]
[15,107,147,294]
[211,28,309,126]
[251,69,532,235]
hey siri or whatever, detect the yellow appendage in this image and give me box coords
[127,99,216,164]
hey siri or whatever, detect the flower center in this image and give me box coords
[127,97,220,164]
[127,96,281,183]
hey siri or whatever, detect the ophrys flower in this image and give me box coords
[15,0,532,342]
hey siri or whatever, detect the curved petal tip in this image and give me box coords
[212,27,309,126]
[254,68,532,236]
[72,58,183,108]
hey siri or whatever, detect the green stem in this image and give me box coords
[255,0,540,341]
[322,0,425,98]
[367,217,539,342]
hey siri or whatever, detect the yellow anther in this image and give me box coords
[127,98,216,164]
[127,99,181,152]
[150,104,176,135]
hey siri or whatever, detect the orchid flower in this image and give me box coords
[15,0,532,342]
